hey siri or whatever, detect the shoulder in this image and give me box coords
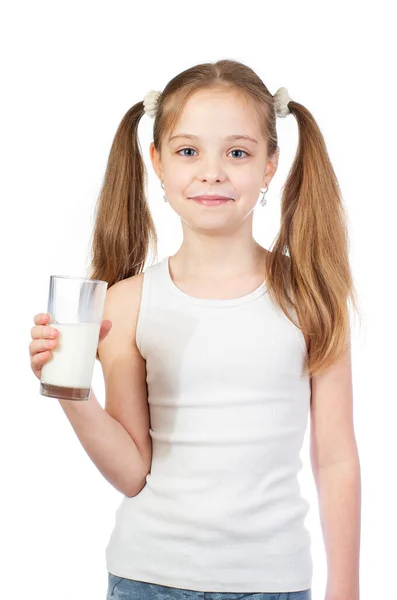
[110,272,144,302]
[107,272,144,313]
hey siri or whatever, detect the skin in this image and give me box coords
[149,88,280,285]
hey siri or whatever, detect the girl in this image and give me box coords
[29,59,361,599]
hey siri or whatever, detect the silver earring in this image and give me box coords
[260,185,268,206]
[161,180,168,203]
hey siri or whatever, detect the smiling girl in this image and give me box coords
[30,59,361,600]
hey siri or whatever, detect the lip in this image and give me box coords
[191,195,233,201]
[192,196,232,206]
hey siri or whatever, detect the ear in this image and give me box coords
[264,145,280,186]
[149,142,163,181]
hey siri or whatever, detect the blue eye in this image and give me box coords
[230,149,249,159]
[178,148,197,157]
[177,148,250,158]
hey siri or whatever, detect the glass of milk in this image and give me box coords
[40,275,108,401]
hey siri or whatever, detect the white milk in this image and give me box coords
[41,322,101,389]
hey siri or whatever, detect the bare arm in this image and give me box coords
[57,388,148,497]
[310,330,361,599]
[57,274,151,496]
[313,459,361,600]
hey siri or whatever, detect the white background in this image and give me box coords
[1,1,395,598]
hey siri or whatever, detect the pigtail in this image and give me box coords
[86,101,158,289]
[266,100,361,375]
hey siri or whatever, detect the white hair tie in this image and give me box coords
[143,89,162,118]
[273,87,292,118]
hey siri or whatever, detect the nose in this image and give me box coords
[198,154,227,183]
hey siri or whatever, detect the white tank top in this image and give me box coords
[105,255,313,593]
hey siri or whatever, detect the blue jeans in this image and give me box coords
[107,573,312,600]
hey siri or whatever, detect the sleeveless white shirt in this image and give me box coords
[105,255,313,593]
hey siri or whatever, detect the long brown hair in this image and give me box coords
[86,58,361,376]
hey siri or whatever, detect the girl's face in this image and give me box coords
[150,89,278,232]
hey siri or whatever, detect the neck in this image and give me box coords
[171,240,268,281]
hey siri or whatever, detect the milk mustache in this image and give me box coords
[40,322,101,400]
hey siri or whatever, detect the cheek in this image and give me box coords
[166,168,191,193]
[234,172,263,196]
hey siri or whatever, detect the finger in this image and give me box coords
[33,313,51,325]
[31,323,59,340]
[31,350,52,369]
[29,337,57,356]
[99,320,112,341]
[99,320,112,334]
[31,313,51,339]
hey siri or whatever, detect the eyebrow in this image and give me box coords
[168,133,259,144]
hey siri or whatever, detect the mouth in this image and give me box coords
[190,195,234,206]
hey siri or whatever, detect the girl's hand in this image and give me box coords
[29,312,112,381]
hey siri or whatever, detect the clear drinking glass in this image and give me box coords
[40,275,108,401]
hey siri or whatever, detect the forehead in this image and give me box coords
[168,89,263,140]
